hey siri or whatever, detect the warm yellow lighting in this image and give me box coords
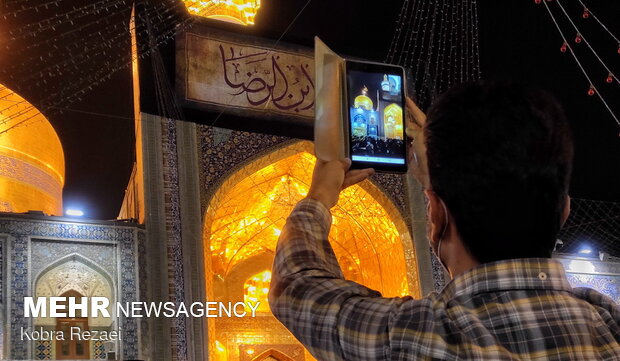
[215,340,226,353]
[354,86,374,111]
[207,151,410,296]
[244,270,272,313]
[181,0,261,25]
[0,84,65,215]
[246,348,255,355]
[384,103,403,140]
[205,144,418,360]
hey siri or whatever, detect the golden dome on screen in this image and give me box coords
[354,86,374,111]
[182,0,261,25]
[0,84,65,215]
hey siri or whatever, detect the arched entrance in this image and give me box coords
[33,254,115,360]
[203,141,419,361]
[383,103,403,139]
[55,290,90,360]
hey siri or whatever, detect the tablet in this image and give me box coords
[344,60,407,173]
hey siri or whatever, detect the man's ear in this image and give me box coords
[424,189,447,248]
[560,195,571,228]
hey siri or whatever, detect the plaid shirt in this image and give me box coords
[269,198,620,360]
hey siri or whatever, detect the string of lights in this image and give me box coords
[554,0,618,86]
[385,0,481,109]
[409,0,431,103]
[434,1,449,93]
[0,0,186,114]
[447,0,458,87]
[395,0,422,67]
[1,0,178,74]
[0,4,132,100]
[385,0,412,64]
[419,0,439,101]
[0,0,195,131]
[0,0,310,135]
[576,0,620,46]
[471,0,481,78]
[5,0,129,39]
[2,0,177,69]
[539,0,619,128]
[458,0,466,82]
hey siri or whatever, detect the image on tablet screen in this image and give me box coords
[347,71,405,165]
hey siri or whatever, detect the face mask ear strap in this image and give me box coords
[438,199,449,242]
[434,198,450,273]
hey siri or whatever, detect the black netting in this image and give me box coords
[556,198,620,257]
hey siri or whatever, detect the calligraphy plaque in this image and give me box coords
[177,28,315,124]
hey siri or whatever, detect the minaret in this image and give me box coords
[381,74,390,91]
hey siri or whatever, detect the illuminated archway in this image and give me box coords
[383,103,403,140]
[203,141,419,360]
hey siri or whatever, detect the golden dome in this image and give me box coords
[354,86,374,110]
[0,84,65,215]
[354,95,374,111]
[182,0,261,25]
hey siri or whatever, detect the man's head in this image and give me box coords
[424,81,574,265]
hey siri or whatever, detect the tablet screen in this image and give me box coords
[345,61,407,173]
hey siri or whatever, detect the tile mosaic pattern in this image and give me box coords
[197,126,292,214]
[35,259,113,307]
[556,256,620,304]
[118,229,142,360]
[1,236,3,303]
[238,344,304,361]
[369,172,411,228]
[31,240,116,280]
[566,273,620,304]
[137,229,150,358]
[0,218,140,359]
[94,339,106,359]
[161,118,187,361]
[430,247,447,291]
[34,339,51,360]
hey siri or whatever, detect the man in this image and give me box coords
[269,82,620,360]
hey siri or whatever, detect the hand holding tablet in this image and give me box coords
[314,37,409,174]
[405,96,430,188]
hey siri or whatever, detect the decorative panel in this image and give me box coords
[161,117,187,361]
[34,339,51,360]
[0,218,141,359]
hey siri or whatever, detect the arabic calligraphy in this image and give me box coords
[185,34,315,118]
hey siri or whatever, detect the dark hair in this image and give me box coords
[424,81,574,263]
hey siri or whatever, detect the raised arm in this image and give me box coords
[268,159,408,360]
[269,197,409,361]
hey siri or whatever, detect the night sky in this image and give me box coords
[1,0,618,219]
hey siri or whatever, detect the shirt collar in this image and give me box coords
[440,258,573,300]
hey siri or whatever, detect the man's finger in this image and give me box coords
[406,96,426,128]
[340,158,352,172]
[342,168,374,189]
